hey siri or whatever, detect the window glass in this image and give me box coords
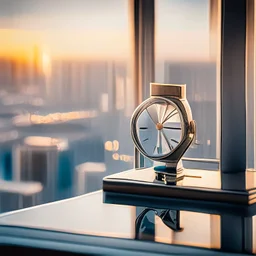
[155,0,220,162]
[0,0,134,212]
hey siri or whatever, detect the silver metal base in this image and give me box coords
[103,167,256,205]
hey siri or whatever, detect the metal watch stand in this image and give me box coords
[103,147,256,205]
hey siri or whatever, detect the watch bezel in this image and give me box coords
[130,96,190,162]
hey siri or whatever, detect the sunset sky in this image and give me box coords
[0,0,211,61]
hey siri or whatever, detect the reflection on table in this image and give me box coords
[0,191,255,254]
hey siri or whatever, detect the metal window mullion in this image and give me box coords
[220,214,252,253]
[220,0,247,176]
[133,0,155,169]
[134,0,155,104]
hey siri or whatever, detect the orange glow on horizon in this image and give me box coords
[0,29,130,61]
[0,27,211,63]
[0,30,41,60]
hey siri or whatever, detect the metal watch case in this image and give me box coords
[130,83,196,183]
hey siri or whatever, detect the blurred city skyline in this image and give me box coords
[0,0,217,160]
[0,0,220,213]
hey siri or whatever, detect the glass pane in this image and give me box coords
[155,0,220,162]
[0,0,134,213]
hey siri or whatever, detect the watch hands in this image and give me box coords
[163,126,181,130]
[154,130,162,155]
[143,103,182,156]
[161,103,168,124]
[157,103,167,124]
[171,139,179,144]
[162,109,178,124]
[146,104,159,124]
[161,130,174,150]
[158,130,162,154]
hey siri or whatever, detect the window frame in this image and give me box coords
[134,0,249,176]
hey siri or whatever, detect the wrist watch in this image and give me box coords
[130,83,196,184]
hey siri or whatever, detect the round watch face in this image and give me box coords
[132,97,184,159]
